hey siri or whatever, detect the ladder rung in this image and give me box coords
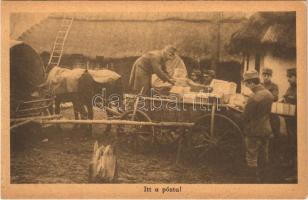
[48,17,73,68]
[52,56,61,58]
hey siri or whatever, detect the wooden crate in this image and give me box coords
[271,102,296,116]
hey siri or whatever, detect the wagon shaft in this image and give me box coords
[40,119,195,127]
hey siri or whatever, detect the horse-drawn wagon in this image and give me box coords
[109,88,245,162]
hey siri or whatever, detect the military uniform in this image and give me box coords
[202,69,215,86]
[263,81,280,135]
[261,68,281,166]
[242,70,274,181]
[129,50,174,95]
[261,68,280,136]
[283,68,297,168]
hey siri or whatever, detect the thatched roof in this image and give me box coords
[228,12,296,56]
[261,23,295,49]
[47,12,246,23]
[18,12,246,61]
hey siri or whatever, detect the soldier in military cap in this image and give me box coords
[242,70,274,182]
[189,69,202,84]
[129,45,177,95]
[283,68,297,104]
[261,67,281,163]
[282,67,297,181]
[261,68,279,101]
[202,69,216,86]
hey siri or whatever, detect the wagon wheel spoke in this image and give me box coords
[190,113,243,162]
[215,129,233,142]
[197,144,212,159]
[194,143,211,149]
[119,110,155,152]
[201,137,217,145]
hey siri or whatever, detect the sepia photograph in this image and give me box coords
[2,1,307,199]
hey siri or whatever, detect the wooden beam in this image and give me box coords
[11,114,62,122]
[17,105,50,112]
[21,98,54,104]
[40,119,194,127]
[10,120,33,130]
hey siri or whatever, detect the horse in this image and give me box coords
[35,69,123,135]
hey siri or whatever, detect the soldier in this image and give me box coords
[261,68,279,101]
[282,68,297,181]
[261,68,280,163]
[189,69,202,83]
[242,70,274,182]
[202,69,216,86]
[129,45,176,95]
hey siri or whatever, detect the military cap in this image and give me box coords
[262,67,273,75]
[191,69,202,75]
[287,68,296,77]
[203,70,216,77]
[163,45,177,55]
[243,70,259,81]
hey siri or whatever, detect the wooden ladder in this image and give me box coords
[47,16,74,68]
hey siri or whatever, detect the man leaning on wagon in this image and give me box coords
[129,45,177,95]
[241,70,274,182]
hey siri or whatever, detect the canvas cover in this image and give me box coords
[46,66,121,94]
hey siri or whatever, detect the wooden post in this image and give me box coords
[210,100,216,138]
[131,87,144,121]
[176,128,184,165]
[211,12,223,71]
[246,53,250,71]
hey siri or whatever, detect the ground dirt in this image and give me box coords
[10,107,296,184]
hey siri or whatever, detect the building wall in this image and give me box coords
[260,52,296,98]
[245,52,295,98]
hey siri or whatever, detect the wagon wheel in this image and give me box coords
[118,110,155,151]
[190,113,244,163]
